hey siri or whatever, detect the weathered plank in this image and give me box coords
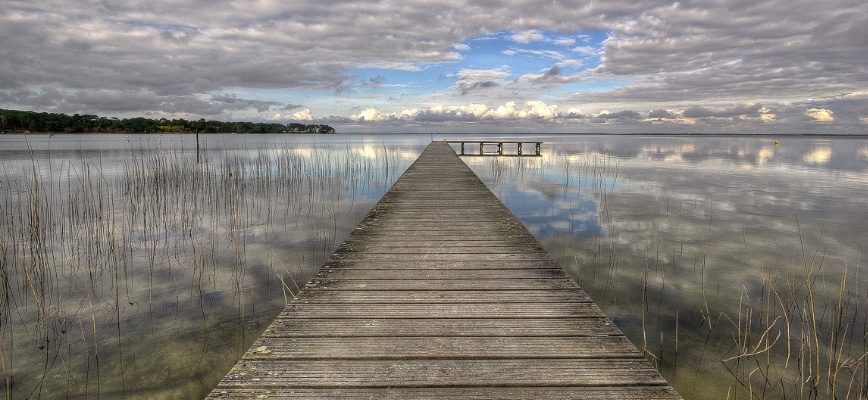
[280,302,607,319]
[336,242,547,252]
[215,359,668,387]
[328,253,557,262]
[207,141,681,399]
[306,278,581,291]
[242,336,643,360]
[210,387,681,399]
[262,318,622,337]
[295,289,593,303]
[314,267,571,280]
[322,259,559,269]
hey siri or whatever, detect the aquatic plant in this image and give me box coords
[462,138,868,399]
[0,136,408,398]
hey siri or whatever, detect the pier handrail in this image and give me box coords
[446,140,542,157]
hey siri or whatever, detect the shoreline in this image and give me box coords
[3,131,867,138]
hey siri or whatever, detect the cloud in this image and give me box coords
[503,48,567,61]
[454,81,500,95]
[596,110,643,120]
[571,46,598,56]
[211,95,279,112]
[351,108,389,122]
[806,108,834,122]
[561,108,586,119]
[451,69,511,95]
[512,30,547,43]
[521,101,558,119]
[540,66,563,81]
[456,69,512,81]
[514,65,590,88]
[282,103,304,111]
[291,108,314,121]
[681,106,717,119]
[558,60,583,68]
[351,101,559,123]
[0,0,865,132]
[369,76,387,86]
[682,104,770,119]
[597,3,868,101]
[511,30,588,48]
[337,97,862,134]
[553,37,577,47]
[648,109,676,119]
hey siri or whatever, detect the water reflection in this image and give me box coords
[3,133,866,399]
[0,133,427,399]
[457,134,868,399]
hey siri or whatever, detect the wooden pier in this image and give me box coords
[447,140,542,156]
[208,141,681,399]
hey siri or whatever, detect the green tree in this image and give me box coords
[0,109,337,134]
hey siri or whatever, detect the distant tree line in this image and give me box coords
[0,109,336,134]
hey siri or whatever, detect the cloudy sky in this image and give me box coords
[2,0,867,133]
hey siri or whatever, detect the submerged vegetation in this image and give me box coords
[0,108,336,134]
[0,135,404,398]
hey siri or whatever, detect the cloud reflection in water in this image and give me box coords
[462,134,868,399]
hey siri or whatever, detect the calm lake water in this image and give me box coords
[1,133,866,399]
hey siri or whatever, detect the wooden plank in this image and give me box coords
[305,278,581,291]
[322,259,559,269]
[281,302,607,319]
[207,141,681,399]
[295,289,593,303]
[328,253,557,262]
[215,359,669,388]
[210,387,682,399]
[347,231,534,239]
[241,336,643,360]
[263,318,622,337]
[337,240,546,250]
[332,247,550,255]
[314,268,572,280]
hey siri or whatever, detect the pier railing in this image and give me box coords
[447,141,542,157]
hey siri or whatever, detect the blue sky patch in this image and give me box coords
[346,30,609,98]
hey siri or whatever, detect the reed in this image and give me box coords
[720,224,868,399]
[0,136,409,398]
[466,142,867,399]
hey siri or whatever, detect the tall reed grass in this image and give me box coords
[0,138,405,398]
[720,223,868,399]
[466,144,867,399]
